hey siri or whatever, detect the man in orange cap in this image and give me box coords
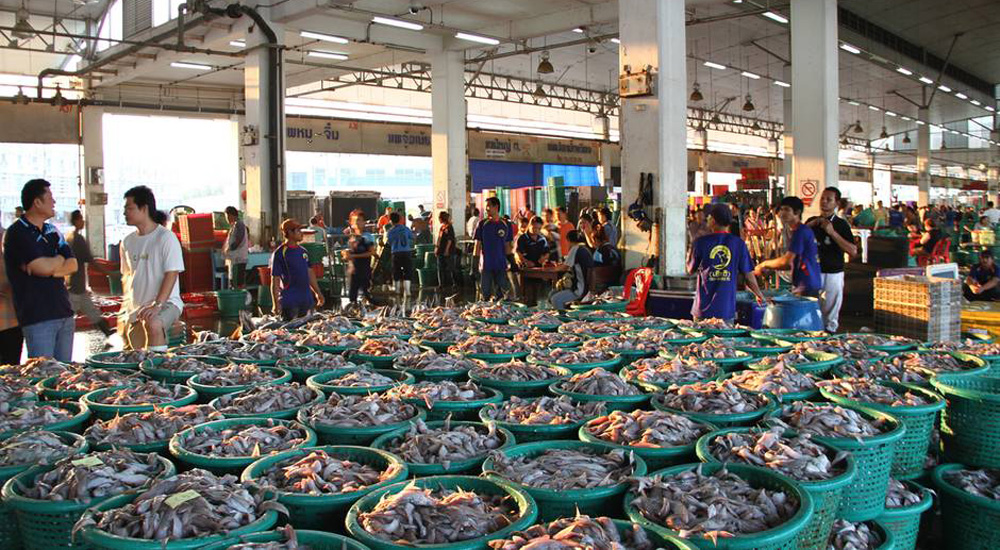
[269,219,324,321]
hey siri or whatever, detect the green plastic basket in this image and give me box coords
[748,351,843,376]
[695,428,857,550]
[549,380,650,412]
[209,385,324,420]
[675,352,753,373]
[0,432,88,550]
[34,376,134,402]
[345,475,538,550]
[478,406,597,444]
[468,367,571,398]
[216,289,250,317]
[82,384,198,421]
[188,367,293,403]
[0,402,92,440]
[624,462,814,550]
[482,440,646,522]
[461,351,531,364]
[570,301,628,312]
[3,453,175,550]
[721,371,819,404]
[820,382,945,479]
[734,337,794,357]
[930,374,1000,468]
[230,347,313,367]
[527,355,623,374]
[298,406,426,446]
[306,368,414,396]
[407,338,457,354]
[138,355,228,385]
[661,331,710,346]
[839,334,917,353]
[84,351,146,370]
[651,390,778,428]
[580,418,716,471]
[350,352,402,369]
[932,463,1000,550]
[276,352,361,383]
[402,387,504,421]
[750,329,827,343]
[371,421,514,476]
[768,404,906,522]
[169,418,316,475]
[201,530,371,550]
[875,480,933,550]
[240,445,407,531]
[81,503,277,550]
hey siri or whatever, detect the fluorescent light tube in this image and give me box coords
[762,11,788,23]
[918,76,933,84]
[572,28,584,33]
[915,120,926,125]
[308,50,349,60]
[229,40,245,48]
[971,99,981,106]
[840,43,861,54]
[455,32,500,45]
[774,80,790,88]
[704,61,726,70]
[896,67,912,76]
[300,31,349,44]
[955,92,968,99]
[868,105,880,111]
[171,62,212,70]
[885,111,897,117]
[610,38,620,44]
[937,84,952,92]
[741,71,760,79]
[372,16,424,31]
[848,101,860,106]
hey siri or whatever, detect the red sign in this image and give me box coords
[964,181,988,191]
[800,179,818,206]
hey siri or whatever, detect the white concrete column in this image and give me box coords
[790,0,839,216]
[619,0,687,274]
[917,107,931,207]
[782,64,794,193]
[431,49,469,237]
[243,15,285,245]
[81,106,105,259]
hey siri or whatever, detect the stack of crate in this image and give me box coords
[874,275,961,342]
[178,213,216,293]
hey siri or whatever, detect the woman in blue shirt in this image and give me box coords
[342,209,375,304]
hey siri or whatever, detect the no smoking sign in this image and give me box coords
[800,179,818,206]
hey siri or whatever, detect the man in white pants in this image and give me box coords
[806,187,858,332]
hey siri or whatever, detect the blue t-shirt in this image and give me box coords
[888,209,904,228]
[475,218,512,271]
[689,232,753,320]
[789,224,822,293]
[347,232,373,273]
[385,224,414,253]
[2,217,74,327]
[269,243,313,309]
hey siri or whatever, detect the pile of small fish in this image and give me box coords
[559,321,622,336]
[463,302,521,322]
[386,418,505,466]
[23,449,166,502]
[46,368,140,393]
[85,404,223,447]
[294,331,362,348]
[556,368,642,396]
[708,427,847,481]
[582,334,660,352]
[528,347,616,365]
[0,374,38,402]
[173,339,244,357]
[244,328,296,344]
[488,515,656,550]
[944,468,1000,500]
[389,381,489,409]
[627,316,675,329]
[585,410,709,448]
[469,361,564,382]
[799,340,888,363]
[827,520,881,550]
[413,307,470,329]
[195,364,283,387]
[0,402,74,432]
[754,351,816,368]
[215,383,319,415]
[300,393,419,427]
[257,449,399,494]
[177,420,311,457]
[395,351,481,372]
[357,338,422,357]
[79,469,285,540]
[658,380,769,415]
[450,336,528,355]
[688,318,736,330]
[888,352,978,378]
[769,402,885,439]
[360,319,416,338]
[848,334,914,347]
[673,340,748,360]
[885,478,924,508]
[816,378,929,407]
[470,322,527,338]
[957,342,1000,357]
[490,447,636,490]
[623,357,719,386]
[413,327,469,343]
[483,396,605,425]
[229,343,301,361]
[513,329,581,348]
[727,365,817,397]
[276,352,351,375]
[1,357,75,379]
[630,466,798,540]
[224,526,309,549]
[147,356,218,375]
[520,311,562,327]
[573,310,632,322]
[327,368,396,387]
[101,350,158,364]
[358,483,519,544]
[0,431,84,467]
[301,315,357,333]
[583,290,623,304]
[634,328,693,342]
[834,359,921,384]
[89,381,189,405]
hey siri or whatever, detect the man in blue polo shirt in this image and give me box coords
[385,212,415,301]
[755,196,822,297]
[270,218,324,321]
[3,179,78,361]
[473,197,513,300]
[688,204,766,321]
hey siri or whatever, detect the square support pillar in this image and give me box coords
[917,107,931,207]
[81,106,106,259]
[431,50,469,237]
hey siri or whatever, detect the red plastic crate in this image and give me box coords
[179,213,215,246]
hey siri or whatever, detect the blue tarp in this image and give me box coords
[469,160,541,192]
[542,164,600,187]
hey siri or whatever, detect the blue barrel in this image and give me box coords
[763,296,823,331]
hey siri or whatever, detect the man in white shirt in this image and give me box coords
[983,201,1000,226]
[466,207,481,238]
[119,186,185,351]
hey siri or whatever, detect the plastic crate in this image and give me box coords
[179,213,215,245]
[873,275,960,307]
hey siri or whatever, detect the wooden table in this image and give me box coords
[519,266,562,305]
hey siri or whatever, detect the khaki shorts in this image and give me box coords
[120,303,182,343]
